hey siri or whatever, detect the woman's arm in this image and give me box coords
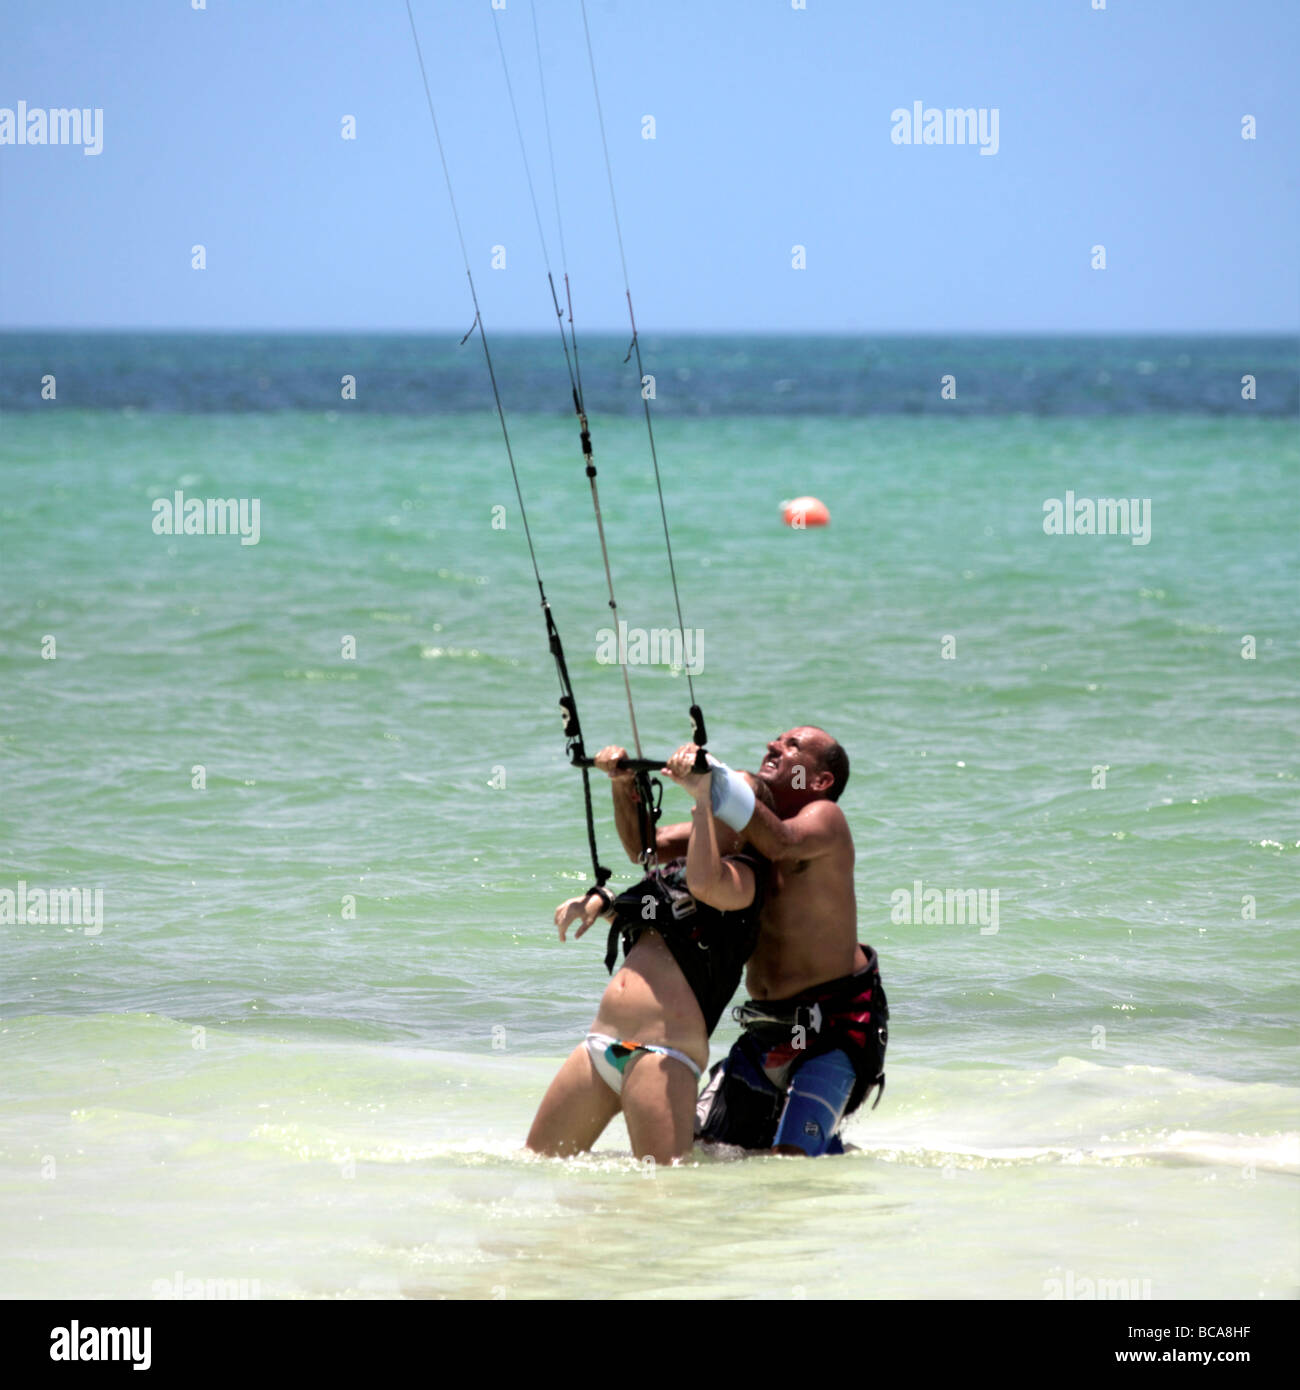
[685,803,756,910]
[659,744,758,911]
[553,889,616,942]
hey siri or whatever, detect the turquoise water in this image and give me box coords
[1,344,1298,1298]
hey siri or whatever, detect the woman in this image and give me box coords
[526,745,774,1165]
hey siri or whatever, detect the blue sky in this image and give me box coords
[1,0,1296,332]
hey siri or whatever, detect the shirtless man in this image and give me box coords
[597,727,888,1156]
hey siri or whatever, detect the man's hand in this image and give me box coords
[554,894,605,941]
[594,745,635,783]
[661,743,711,803]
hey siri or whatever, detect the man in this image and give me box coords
[595,727,887,1156]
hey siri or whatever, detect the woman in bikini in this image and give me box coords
[525,744,774,1165]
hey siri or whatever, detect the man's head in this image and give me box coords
[757,726,849,814]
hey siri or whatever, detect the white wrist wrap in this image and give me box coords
[707,757,755,831]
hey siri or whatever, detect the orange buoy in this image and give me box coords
[780,496,830,528]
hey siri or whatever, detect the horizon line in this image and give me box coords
[1,325,1297,339]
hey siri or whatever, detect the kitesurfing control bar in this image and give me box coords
[572,750,711,776]
[572,755,682,774]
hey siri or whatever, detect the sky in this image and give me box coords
[1,0,1297,333]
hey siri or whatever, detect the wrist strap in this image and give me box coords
[709,760,757,831]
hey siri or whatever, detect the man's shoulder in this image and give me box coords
[798,797,853,837]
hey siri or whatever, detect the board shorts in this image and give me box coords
[694,944,888,1156]
[695,1039,858,1155]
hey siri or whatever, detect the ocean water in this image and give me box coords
[1,333,1297,1299]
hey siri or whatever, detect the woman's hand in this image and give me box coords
[661,743,711,803]
[554,893,605,941]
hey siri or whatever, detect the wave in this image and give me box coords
[3,1017,1294,1175]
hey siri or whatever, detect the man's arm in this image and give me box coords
[739,797,849,864]
[606,782,693,861]
[608,777,649,863]
[596,745,690,863]
[656,820,691,859]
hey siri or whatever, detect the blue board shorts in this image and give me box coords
[772,1048,858,1155]
[695,1036,858,1156]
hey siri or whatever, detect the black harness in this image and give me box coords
[600,855,767,1037]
